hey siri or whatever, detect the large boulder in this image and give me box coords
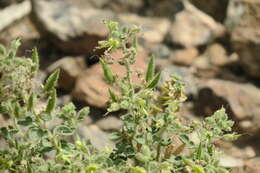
[30,0,115,55]
[225,0,260,77]
[169,1,225,47]
[72,48,148,108]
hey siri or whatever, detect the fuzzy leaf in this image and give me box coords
[44,69,60,92]
[77,107,90,121]
[54,125,73,136]
[146,72,161,89]
[146,55,155,82]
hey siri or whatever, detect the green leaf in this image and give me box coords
[146,55,155,82]
[109,132,122,140]
[40,113,52,121]
[146,72,161,89]
[44,69,60,92]
[54,125,74,136]
[17,116,33,126]
[179,135,195,148]
[45,89,57,114]
[31,47,39,72]
[100,58,115,84]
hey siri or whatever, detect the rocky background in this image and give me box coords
[0,0,260,172]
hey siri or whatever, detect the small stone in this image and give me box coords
[219,154,244,168]
[170,47,198,66]
[96,116,123,131]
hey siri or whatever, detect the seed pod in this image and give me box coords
[46,89,57,114]
[145,55,155,82]
[27,93,36,112]
[100,58,115,84]
[108,88,117,102]
[132,36,138,50]
[31,47,39,72]
[44,69,60,92]
[147,72,161,89]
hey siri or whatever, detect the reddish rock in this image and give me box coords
[47,56,86,91]
[72,48,148,108]
[170,47,198,66]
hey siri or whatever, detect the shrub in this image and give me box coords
[0,22,239,173]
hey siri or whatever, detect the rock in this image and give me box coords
[143,43,171,60]
[225,0,260,77]
[205,43,237,67]
[0,1,31,31]
[195,79,260,135]
[192,56,219,78]
[118,14,171,43]
[159,65,198,96]
[219,154,244,168]
[90,0,144,13]
[96,116,123,131]
[47,56,86,91]
[30,0,115,55]
[192,43,238,78]
[77,125,114,151]
[0,16,39,55]
[169,1,225,47]
[145,0,184,17]
[0,0,24,8]
[72,48,148,108]
[170,47,198,66]
[244,157,260,173]
[190,0,229,22]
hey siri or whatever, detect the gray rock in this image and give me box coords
[96,116,123,131]
[30,0,115,55]
[225,0,260,77]
[0,1,31,31]
[77,125,114,151]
